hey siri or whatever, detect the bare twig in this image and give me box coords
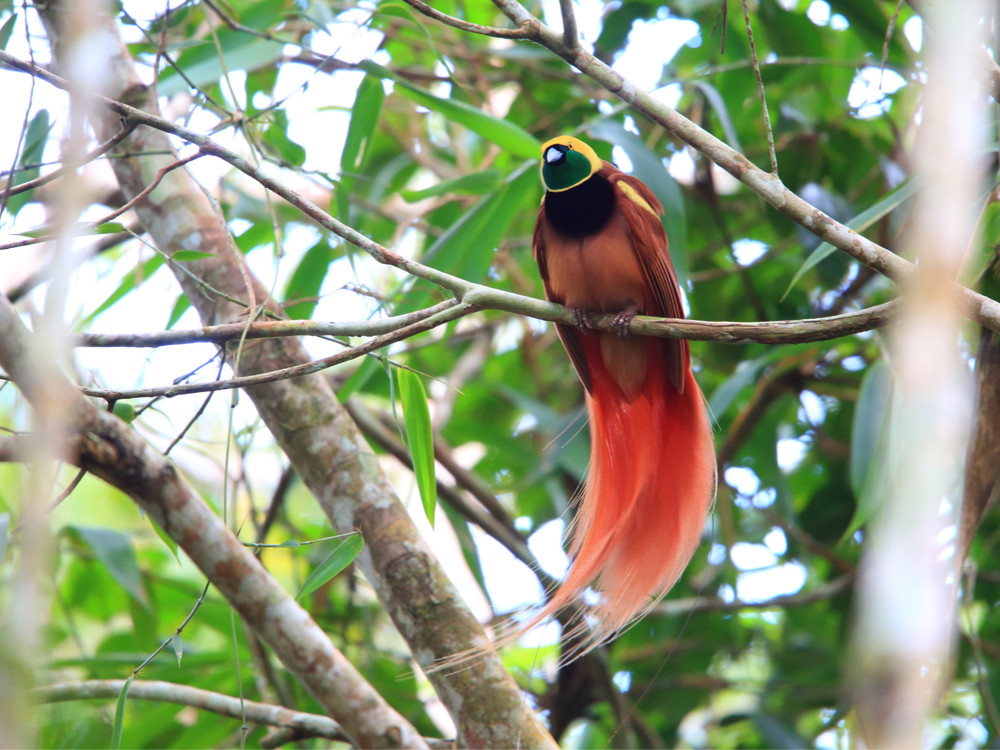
[0,152,203,252]
[1,119,138,198]
[741,0,778,173]
[77,301,473,401]
[558,0,579,50]
[400,0,531,39]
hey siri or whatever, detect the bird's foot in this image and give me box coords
[610,308,638,338]
[571,307,592,331]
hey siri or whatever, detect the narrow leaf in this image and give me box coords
[0,13,17,50]
[784,180,918,297]
[84,254,165,325]
[844,357,895,540]
[171,250,216,262]
[283,240,336,320]
[296,534,364,600]
[396,368,437,525]
[147,516,179,563]
[337,74,386,219]
[111,676,132,750]
[95,221,126,234]
[400,169,503,201]
[166,294,191,329]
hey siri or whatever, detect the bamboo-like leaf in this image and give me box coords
[171,250,216,262]
[84,255,165,325]
[396,368,437,526]
[784,179,919,297]
[400,169,503,201]
[296,534,364,600]
[111,676,132,749]
[844,357,895,540]
[0,12,17,50]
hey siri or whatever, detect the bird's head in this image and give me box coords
[540,136,603,192]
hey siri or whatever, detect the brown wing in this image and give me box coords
[533,204,594,393]
[606,168,690,392]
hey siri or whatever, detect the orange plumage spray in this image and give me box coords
[524,135,716,656]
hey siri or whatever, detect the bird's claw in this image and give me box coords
[571,307,592,331]
[611,309,637,338]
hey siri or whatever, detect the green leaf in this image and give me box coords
[74,526,148,606]
[844,357,894,540]
[359,60,540,158]
[708,347,790,418]
[95,221,127,234]
[7,109,52,216]
[396,368,437,526]
[283,240,337,320]
[157,6,286,97]
[84,254,165,325]
[400,169,503,202]
[341,74,385,175]
[784,179,919,297]
[261,109,306,167]
[337,73,386,220]
[112,401,136,423]
[692,81,744,154]
[0,13,17,51]
[111,676,132,750]
[166,294,191,329]
[171,250,216,262]
[296,534,364,600]
[147,517,179,563]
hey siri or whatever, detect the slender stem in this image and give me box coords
[741,0,778,174]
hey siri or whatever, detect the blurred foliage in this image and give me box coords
[1,0,998,747]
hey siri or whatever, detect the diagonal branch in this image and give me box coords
[0,293,428,750]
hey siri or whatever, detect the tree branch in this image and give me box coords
[0,293,428,750]
[72,298,903,351]
[35,679,450,748]
[1,49,999,335]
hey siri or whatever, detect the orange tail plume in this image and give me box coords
[525,335,715,656]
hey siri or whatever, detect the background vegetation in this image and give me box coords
[0,0,997,747]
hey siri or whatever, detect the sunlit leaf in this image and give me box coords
[396,368,437,525]
[296,534,364,600]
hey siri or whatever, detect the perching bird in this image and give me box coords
[527,135,716,657]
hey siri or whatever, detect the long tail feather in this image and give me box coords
[434,337,714,670]
[529,336,715,656]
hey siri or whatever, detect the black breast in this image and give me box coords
[543,174,616,237]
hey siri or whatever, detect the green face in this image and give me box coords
[541,144,595,192]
